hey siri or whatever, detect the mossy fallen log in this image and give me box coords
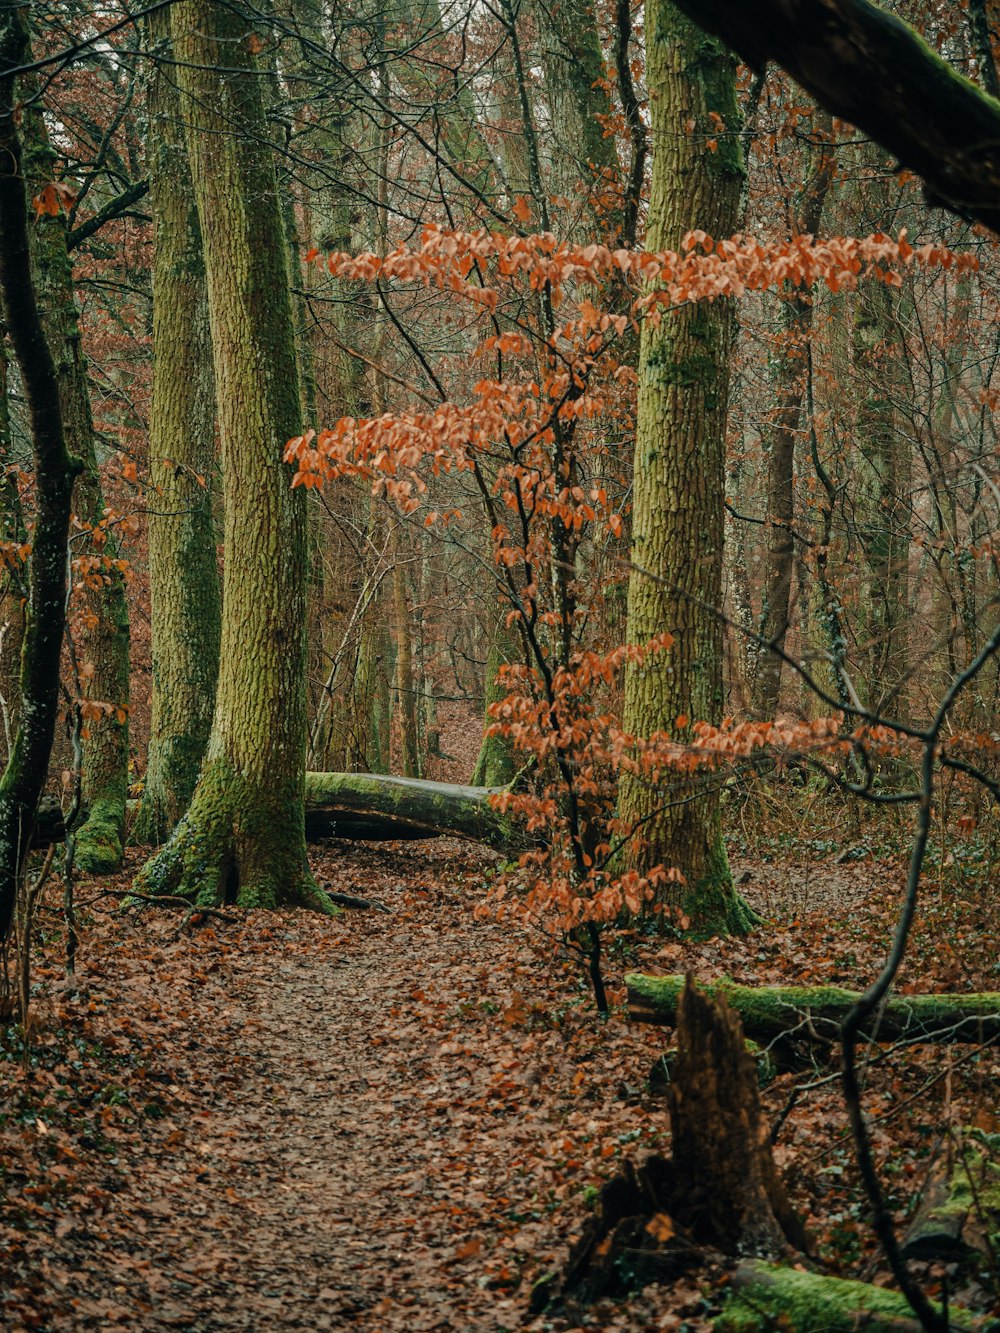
[303,772,523,850]
[903,1150,1000,1263]
[713,1260,985,1332]
[627,974,1000,1046]
[52,775,527,854]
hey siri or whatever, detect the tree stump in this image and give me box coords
[540,978,806,1310]
[669,976,806,1255]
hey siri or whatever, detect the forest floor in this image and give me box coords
[1,818,999,1331]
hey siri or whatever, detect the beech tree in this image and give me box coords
[139,0,330,912]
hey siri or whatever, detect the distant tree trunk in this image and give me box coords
[134,6,221,845]
[21,73,131,873]
[619,0,754,935]
[138,0,330,912]
[471,611,518,787]
[0,3,81,940]
[752,111,834,719]
[535,0,621,237]
[393,527,420,777]
[853,275,910,717]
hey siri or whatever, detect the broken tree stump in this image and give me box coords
[669,978,807,1256]
[628,974,1000,1046]
[539,980,806,1311]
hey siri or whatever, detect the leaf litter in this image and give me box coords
[1,837,999,1330]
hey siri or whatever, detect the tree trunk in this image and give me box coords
[752,110,834,718]
[471,611,518,787]
[138,0,330,912]
[618,0,753,935]
[134,5,221,845]
[0,331,26,763]
[628,973,1000,1045]
[22,70,131,873]
[392,528,420,777]
[0,4,82,940]
[534,0,620,238]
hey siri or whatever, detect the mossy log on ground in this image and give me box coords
[902,1151,1000,1263]
[48,774,525,855]
[303,772,523,849]
[713,1260,985,1332]
[627,974,1000,1045]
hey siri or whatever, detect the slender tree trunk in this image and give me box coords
[0,4,82,940]
[618,0,754,935]
[0,331,26,763]
[471,610,518,787]
[392,527,420,777]
[534,0,621,237]
[134,7,221,845]
[752,112,834,718]
[138,0,329,912]
[21,71,131,873]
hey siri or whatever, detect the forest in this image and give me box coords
[2,0,1000,1328]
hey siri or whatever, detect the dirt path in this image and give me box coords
[2,841,667,1331]
[3,839,910,1332]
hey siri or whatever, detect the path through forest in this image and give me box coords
[2,835,929,1333]
[1,840,676,1332]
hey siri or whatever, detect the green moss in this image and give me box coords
[135,757,334,914]
[75,798,125,875]
[713,1262,982,1332]
[680,839,759,938]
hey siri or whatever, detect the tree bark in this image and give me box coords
[618,0,754,935]
[628,973,1000,1045]
[0,4,82,940]
[134,5,221,845]
[138,0,330,912]
[21,66,131,874]
[672,0,1000,240]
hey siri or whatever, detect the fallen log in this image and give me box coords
[627,974,1000,1046]
[902,1148,1000,1264]
[302,772,523,850]
[39,773,527,855]
[713,1260,983,1332]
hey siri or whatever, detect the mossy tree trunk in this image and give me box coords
[628,973,1000,1045]
[0,3,82,940]
[534,0,621,237]
[471,610,518,788]
[618,1,753,935]
[133,7,221,846]
[138,0,330,913]
[21,70,130,874]
[0,331,26,763]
